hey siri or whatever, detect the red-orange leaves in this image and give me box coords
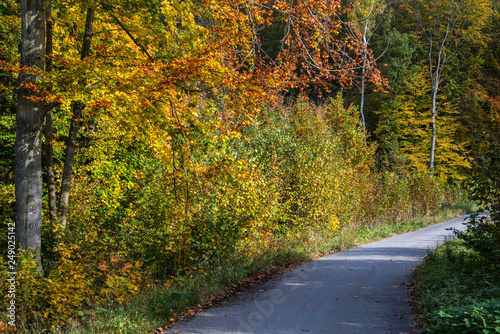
[89,99,112,111]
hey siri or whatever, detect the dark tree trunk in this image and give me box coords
[44,0,57,226]
[58,8,95,228]
[58,102,83,228]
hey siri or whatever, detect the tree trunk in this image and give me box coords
[360,35,367,130]
[58,8,95,228]
[429,44,443,174]
[15,0,45,271]
[58,102,83,227]
[44,1,57,226]
[44,111,56,224]
[429,85,438,173]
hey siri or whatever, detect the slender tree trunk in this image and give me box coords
[58,8,95,228]
[360,35,367,130]
[44,112,56,223]
[429,44,444,173]
[59,102,83,227]
[44,1,57,226]
[15,0,45,271]
[429,85,438,173]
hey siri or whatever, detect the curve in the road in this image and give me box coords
[164,215,471,334]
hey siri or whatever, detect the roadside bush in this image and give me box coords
[409,171,441,216]
[237,94,374,232]
[456,213,500,270]
[0,245,147,329]
[455,139,500,268]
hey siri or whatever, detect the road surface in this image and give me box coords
[164,215,471,334]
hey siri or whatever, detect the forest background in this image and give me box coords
[0,0,499,332]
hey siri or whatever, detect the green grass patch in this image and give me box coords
[413,237,500,333]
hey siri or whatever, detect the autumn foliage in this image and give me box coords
[0,0,497,331]
[0,95,450,328]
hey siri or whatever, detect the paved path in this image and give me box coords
[164,215,471,334]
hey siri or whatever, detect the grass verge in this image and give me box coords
[412,224,500,333]
[17,201,476,334]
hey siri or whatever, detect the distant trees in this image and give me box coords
[406,0,491,173]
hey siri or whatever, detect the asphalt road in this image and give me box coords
[164,215,471,334]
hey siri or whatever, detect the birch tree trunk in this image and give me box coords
[428,18,447,173]
[429,76,439,173]
[360,34,367,130]
[347,0,386,133]
[15,0,45,271]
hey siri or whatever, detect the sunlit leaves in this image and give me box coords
[397,66,470,181]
